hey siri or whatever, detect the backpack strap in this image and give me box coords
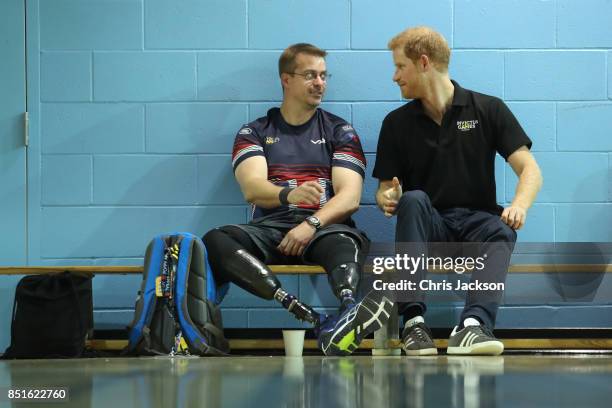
[127,235,166,350]
[174,233,229,355]
[173,234,201,349]
[198,327,229,355]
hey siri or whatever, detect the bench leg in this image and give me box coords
[372,303,401,356]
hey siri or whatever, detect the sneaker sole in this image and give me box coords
[447,341,504,356]
[323,291,394,355]
[403,347,438,356]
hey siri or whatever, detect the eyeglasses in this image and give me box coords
[289,71,331,82]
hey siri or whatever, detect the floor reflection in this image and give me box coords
[2,355,612,407]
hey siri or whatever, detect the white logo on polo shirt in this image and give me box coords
[457,120,479,132]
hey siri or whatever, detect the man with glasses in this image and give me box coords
[203,43,393,355]
[374,27,542,356]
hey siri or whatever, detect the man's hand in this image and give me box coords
[501,205,527,230]
[277,222,316,256]
[287,181,324,206]
[379,177,403,217]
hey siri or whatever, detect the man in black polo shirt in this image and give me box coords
[373,27,542,355]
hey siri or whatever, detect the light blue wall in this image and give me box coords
[29,0,612,264]
[1,1,611,345]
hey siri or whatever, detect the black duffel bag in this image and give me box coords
[2,271,93,359]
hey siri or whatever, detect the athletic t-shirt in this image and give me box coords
[232,108,366,219]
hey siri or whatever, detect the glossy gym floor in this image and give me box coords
[2,353,612,407]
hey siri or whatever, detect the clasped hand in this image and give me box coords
[277,181,324,256]
[379,177,402,217]
[501,205,527,230]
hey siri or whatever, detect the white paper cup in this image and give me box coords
[282,330,306,357]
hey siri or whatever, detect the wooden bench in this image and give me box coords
[2,264,610,275]
[2,264,611,354]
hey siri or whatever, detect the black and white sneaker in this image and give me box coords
[447,325,504,355]
[401,318,438,356]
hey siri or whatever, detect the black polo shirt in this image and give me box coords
[372,81,532,214]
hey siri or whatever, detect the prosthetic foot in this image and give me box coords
[274,288,321,325]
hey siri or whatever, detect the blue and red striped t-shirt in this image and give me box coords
[232,108,366,219]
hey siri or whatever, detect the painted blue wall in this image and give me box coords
[1,1,611,347]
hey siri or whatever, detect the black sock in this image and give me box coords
[402,305,423,322]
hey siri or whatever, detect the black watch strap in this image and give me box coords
[279,187,292,206]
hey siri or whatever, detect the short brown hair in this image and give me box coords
[278,43,327,77]
[388,26,450,71]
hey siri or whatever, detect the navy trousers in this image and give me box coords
[395,190,516,329]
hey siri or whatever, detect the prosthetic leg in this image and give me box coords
[328,262,360,310]
[223,249,320,325]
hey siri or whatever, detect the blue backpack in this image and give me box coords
[127,232,229,356]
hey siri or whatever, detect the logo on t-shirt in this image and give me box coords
[265,136,280,145]
[457,120,479,132]
[311,138,326,145]
[239,127,253,135]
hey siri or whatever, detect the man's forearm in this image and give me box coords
[312,191,360,227]
[511,164,542,209]
[241,178,284,208]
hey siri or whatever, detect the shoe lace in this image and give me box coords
[408,323,432,342]
[473,325,495,338]
[339,300,355,315]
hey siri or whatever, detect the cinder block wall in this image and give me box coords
[1,1,611,346]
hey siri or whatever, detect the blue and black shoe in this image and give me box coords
[317,290,394,356]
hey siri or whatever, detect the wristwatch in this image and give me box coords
[305,216,321,230]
